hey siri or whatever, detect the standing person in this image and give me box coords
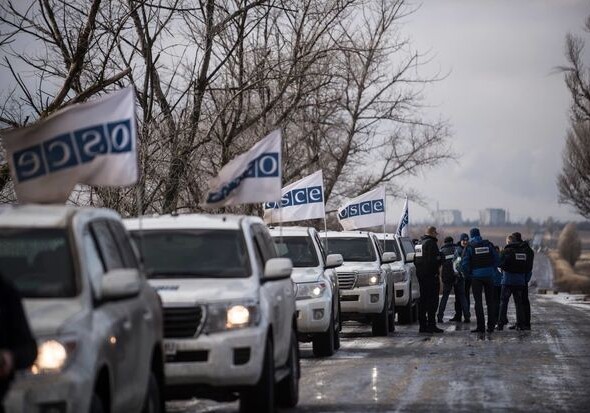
[492,246,503,329]
[461,228,499,334]
[0,273,37,412]
[507,232,534,330]
[450,233,471,322]
[437,236,458,323]
[414,226,444,333]
[497,234,534,330]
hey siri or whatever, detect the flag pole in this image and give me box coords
[136,182,145,266]
[323,215,329,250]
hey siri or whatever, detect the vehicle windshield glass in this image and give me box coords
[273,236,319,267]
[130,229,250,278]
[0,228,77,298]
[327,237,376,262]
[381,238,401,261]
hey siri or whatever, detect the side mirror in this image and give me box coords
[405,252,415,262]
[101,269,142,301]
[381,252,397,264]
[325,254,343,269]
[263,258,293,281]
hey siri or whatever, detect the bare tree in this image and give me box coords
[558,15,590,219]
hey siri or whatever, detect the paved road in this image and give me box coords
[169,254,590,412]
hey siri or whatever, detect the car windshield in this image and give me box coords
[327,237,376,262]
[273,236,319,267]
[130,229,250,278]
[381,238,401,261]
[0,228,77,298]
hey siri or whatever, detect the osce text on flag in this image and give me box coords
[206,152,279,204]
[338,198,384,220]
[264,185,323,209]
[12,119,133,183]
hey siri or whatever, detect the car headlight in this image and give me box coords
[206,302,260,333]
[356,272,382,287]
[392,270,407,283]
[296,282,327,300]
[31,338,77,374]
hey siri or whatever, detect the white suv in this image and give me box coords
[269,227,343,357]
[1,205,164,413]
[376,233,420,324]
[325,231,396,336]
[125,214,299,413]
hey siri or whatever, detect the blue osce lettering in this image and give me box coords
[338,199,384,220]
[206,152,279,204]
[264,185,323,209]
[12,119,132,183]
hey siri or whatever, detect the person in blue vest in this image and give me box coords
[461,228,499,334]
[499,232,534,330]
[449,233,471,323]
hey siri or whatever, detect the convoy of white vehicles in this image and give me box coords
[1,206,421,413]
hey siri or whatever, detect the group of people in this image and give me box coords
[414,226,534,335]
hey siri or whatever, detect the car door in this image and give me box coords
[89,220,141,410]
[107,219,157,408]
[252,224,292,365]
[399,237,419,299]
[314,231,339,323]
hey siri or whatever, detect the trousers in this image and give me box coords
[418,274,440,328]
[471,277,496,331]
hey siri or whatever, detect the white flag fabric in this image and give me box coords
[263,170,325,224]
[396,196,409,237]
[337,186,386,230]
[204,130,282,208]
[2,88,137,203]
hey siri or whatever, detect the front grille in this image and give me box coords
[338,272,357,290]
[163,306,205,338]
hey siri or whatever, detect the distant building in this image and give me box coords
[479,208,506,226]
[434,209,463,226]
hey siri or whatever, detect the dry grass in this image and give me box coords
[548,250,590,293]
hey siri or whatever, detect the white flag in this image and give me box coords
[2,88,137,203]
[204,130,282,208]
[396,196,409,237]
[337,186,386,230]
[263,170,325,224]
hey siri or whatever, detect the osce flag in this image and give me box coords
[204,130,282,208]
[337,186,386,230]
[263,170,325,224]
[2,88,137,204]
[396,196,409,237]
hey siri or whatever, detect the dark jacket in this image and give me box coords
[0,274,37,402]
[461,235,499,279]
[440,241,457,284]
[415,235,441,276]
[499,241,535,286]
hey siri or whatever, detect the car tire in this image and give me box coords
[388,298,396,332]
[141,371,163,413]
[240,335,275,413]
[398,298,413,325]
[371,293,389,336]
[312,314,335,357]
[90,393,105,413]
[277,329,300,408]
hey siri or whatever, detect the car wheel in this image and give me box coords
[277,329,300,408]
[240,335,275,413]
[412,298,420,323]
[141,371,163,413]
[334,314,341,350]
[398,299,413,325]
[388,298,396,332]
[312,314,335,357]
[90,393,105,413]
[371,293,389,336]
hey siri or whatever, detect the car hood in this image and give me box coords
[337,261,381,273]
[24,298,86,337]
[149,278,258,305]
[291,267,323,284]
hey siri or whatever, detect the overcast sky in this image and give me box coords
[389,0,590,224]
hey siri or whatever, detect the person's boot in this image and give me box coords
[431,325,444,333]
[437,316,444,323]
[463,317,471,323]
[508,324,517,330]
[471,327,485,333]
[496,323,504,331]
[449,315,461,322]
